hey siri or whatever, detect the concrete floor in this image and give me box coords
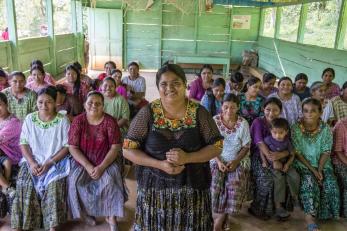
[1,71,347,230]
[1,166,346,231]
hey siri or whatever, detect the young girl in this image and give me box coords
[97,61,117,81]
[0,69,9,91]
[101,77,130,138]
[268,77,302,125]
[110,69,127,99]
[27,60,56,85]
[26,65,52,93]
[261,118,299,220]
[55,85,83,122]
[292,98,340,231]
[73,61,92,87]
[201,78,225,116]
[322,67,340,99]
[259,73,277,98]
[293,73,311,101]
[211,93,251,231]
[310,81,334,124]
[225,72,243,95]
[239,76,265,126]
[62,64,89,103]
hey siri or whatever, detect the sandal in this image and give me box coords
[307,223,320,231]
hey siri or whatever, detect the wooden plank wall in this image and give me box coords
[55,33,77,73]
[0,41,12,71]
[125,2,260,70]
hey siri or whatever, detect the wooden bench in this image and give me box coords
[174,56,230,78]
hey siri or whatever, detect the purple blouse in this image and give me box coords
[0,114,22,164]
[189,77,206,101]
[250,117,271,156]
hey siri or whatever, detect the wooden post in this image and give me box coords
[71,0,78,63]
[46,0,57,75]
[258,7,265,38]
[75,0,84,65]
[6,0,19,70]
[274,7,281,39]
[159,0,163,68]
[194,0,199,55]
[335,0,347,49]
[297,3,308,43]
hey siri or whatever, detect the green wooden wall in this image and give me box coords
[124,2,260,69]
[0,0,83,77]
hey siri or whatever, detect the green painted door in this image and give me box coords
[89,8,123,70]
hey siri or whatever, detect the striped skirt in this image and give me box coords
[134,186,213,231]
[334,163,347,217]
[11,164,67,230]
[210,161,250,214]
[67,160,127,218]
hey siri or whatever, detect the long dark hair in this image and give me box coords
[65,64,81,97]
[206,78,225,116]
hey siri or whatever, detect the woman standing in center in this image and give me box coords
[123,64,223,231]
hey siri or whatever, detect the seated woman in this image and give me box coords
[293,73,311,101]
[27,60,56,85]
[268,77,302,125]
[211,93,251,230]
[2,71,37,121]
[101,77,130,138]
[73,61,92,87]
[322,67,340,100]
[333,117,347,218]
[0,92,21,215]
[331,81,347,122]
[122,62,148,118]
[62,64,90,103]
[239,76,264,126]
[201,77,225,116]
[98,61,117,81]
[188,64,213,102]
[225,71,244,95]
[292,98,340,231]
[110,69,127,99]
[310,81,334,124]
[248,97,293,219]
[26,64,52,93]
[68,91,127,231]
[55,84,84,122]
[11,87,70,231]
[0,69,9,91]
[259,73,277,98]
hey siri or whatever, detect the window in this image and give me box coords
[262,7,276,37]
[53,0,72,34]
[15,0,48,38]
[279,5,301,42]
[303,1,341,48]
[0,0,8,41]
